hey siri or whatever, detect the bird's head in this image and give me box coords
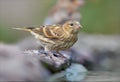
[62,20,82,34]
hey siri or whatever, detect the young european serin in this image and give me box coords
[14,20,82,58]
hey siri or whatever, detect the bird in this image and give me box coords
[13,20,82,59]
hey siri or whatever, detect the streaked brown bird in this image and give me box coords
[14,20,82,58]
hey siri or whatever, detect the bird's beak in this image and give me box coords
[79,24,83,28]
[75,24,83,29]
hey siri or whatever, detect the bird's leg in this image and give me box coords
[44,47,55,62]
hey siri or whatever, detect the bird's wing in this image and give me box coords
[13,25,64,39]
[42,25,64,39]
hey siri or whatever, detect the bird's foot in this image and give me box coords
[38,49,47,55]
[57,52,67,59]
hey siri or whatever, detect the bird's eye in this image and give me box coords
[70,23,74,26]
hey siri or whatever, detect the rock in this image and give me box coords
[0,44,50,81]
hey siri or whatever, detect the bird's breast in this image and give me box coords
[51,34,78,51]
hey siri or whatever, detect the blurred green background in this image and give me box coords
[0,0,120,43]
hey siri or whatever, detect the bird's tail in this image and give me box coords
[12,27,35,32]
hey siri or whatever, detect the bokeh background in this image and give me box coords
[0,0,120,81]
[0,0,120,43]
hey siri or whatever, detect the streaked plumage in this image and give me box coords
[14,20,82,57]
